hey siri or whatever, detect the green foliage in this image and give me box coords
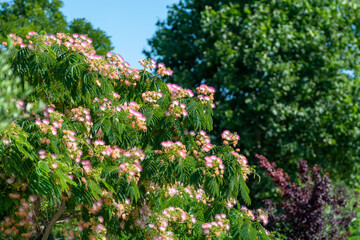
[0,40,42,131]
[146,0,360,189]
[0,33,272,239]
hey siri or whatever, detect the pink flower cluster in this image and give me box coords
[192,130,213,153]
[68,107,92,133]
[91,140,112,161]
[221,130,240,146]
[35,118,59,136]
[201,214,230,238]
[35,107,63,136]
[183,186,212,204]
[63,130,83,164]
[105,52,138,83]
[106,52,145,87]
[75,215,107,240]
[0,195,38,238]
[224,198,237,209]
[91,141,145,183]
[196,84,215,108]
[196,84,215,96]
[165,100,188,118]
[240,207,269,226]
[139,58,156,70]
[166,83,194,99]
[114,199,133,223]
[142,91,163,107]
[93,141,144,163]
[231,151,251,180]
[204,155,225,177]
[157,63,173,76]
[118,148,145,183]
[130,204,151,230]
[148,207,196,240]
[160,182,214,204]
[158,140,187,162]
[94,98,147,131]
[162,207,196,224]
[121,103,147,131]
[3,32,30,48]
[37,149,58,169]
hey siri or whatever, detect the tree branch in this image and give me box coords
[34,195,41,217]
[41,200,66,240]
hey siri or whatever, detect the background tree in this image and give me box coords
[146,0,360,191]
[0,0,114,54]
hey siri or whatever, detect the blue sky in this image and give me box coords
[61,0,178,68]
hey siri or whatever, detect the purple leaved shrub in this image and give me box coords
[256,154,357,240]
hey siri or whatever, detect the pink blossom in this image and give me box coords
[38,149,46,155]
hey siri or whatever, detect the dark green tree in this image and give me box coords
[0,0,114,54]
[0,0,68,41]
[146,0,360,190]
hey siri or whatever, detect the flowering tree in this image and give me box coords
[0,33,271,239]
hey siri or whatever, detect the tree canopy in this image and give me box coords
[146,0,360,187]
[0,33,272,239]
[0,0,114,55]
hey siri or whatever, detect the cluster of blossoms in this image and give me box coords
[67,107,92,133]
[157,140,187,162]
[94,98,147,131]
[91,141,145,183]
[114,101,147,131]
[0,195,38,238]
[69,192,129,239]
[142,91,163,107]
[224,198,237,209]
[161,183,213,204]
[196,84,215,108]
[148,207,196,240]
[106,52,142,86]
[35,106,64,137]
[35,118,59,136]
[165,101,188,118]
[183,186,213,204]
[157,63,173,76]
[221,130,240,146]
[118,148,145,183]
[139,58,156,70]
[62,129,83,164]
[189,130,214,153]
[204,155,225,178]
[166,83,194,99]
[37,149,59,170]
[240,207,269,226]
[114,199,133,225]
[201,214,230,238]
[3,32,29,48]
[128,204,151,231]
[72,216,107,240]
[231,151,251,180]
